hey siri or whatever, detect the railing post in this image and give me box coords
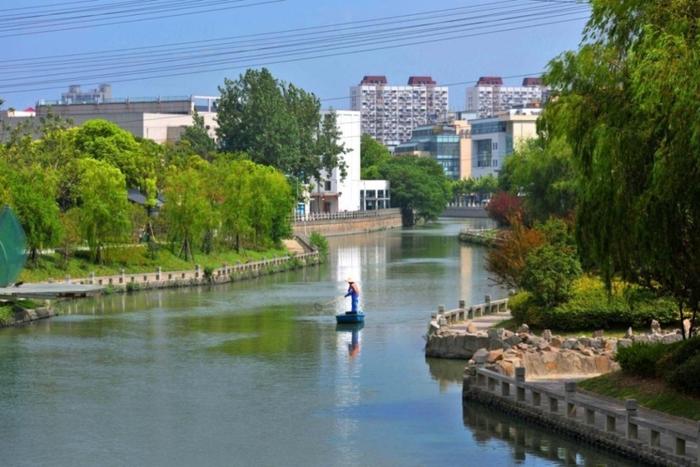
[156,266,161,281]
[515,368,526,402]
[120,268,125,284]
[565,382,577,418]
[89,272,95,285]
[625,400,638,440]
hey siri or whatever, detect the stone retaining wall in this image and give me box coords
[464,367,698,467]
[62,252,321,293]
[293,209,403,237]
[0,305,56,329]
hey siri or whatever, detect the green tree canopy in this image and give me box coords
[378,156,451,225]
[360,134,391,179]
[181,110,216,159]
[545,0,700,336]
[74,158,131,263]
[499,136,577,222]
[216,68,345,183]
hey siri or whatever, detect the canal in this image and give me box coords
[0,221,634,466]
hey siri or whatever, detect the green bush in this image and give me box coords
[666,354,700,396]
[510,276,678,331]
[309,232,328,257]
[616,342,669,378]
[520,243,581,306]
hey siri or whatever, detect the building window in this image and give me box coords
[475,139,492,168]
[324,180,332,191]
[492,142,498,150]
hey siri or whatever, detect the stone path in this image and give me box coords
[448,311,511,332]
[0,283,104,299]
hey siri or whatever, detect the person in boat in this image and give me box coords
[344,277,361,314]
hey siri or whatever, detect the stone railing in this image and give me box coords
[60,252,320,291]
[466,366,700,466]
[431,296,509,328]
[294,208,401,223]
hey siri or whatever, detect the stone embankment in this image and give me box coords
[63,252,321,293]
[464,365,700,467]
[457,229,497,247]
[0,303,56,329]
[293,208,403,237]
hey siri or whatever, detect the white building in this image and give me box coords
[470,108,541,179]
[350,76,449,150]
[61,84,112,104]
[35,93,218,143]
[309,110,390,214]
[466,77,546,118]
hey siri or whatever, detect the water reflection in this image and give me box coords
[425,357,466,393]
[462,402,639,466]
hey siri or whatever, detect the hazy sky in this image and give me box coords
[2,0,588,110]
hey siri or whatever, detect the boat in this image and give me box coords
[335,311,365,324]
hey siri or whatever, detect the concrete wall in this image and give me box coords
[442,206,489,218]
[293,209,402,237]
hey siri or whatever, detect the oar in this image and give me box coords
[313,296,343,311]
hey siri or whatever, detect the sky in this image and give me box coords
[2,0,588,111]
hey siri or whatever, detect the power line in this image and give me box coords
[0,3,584,82]
[0,0,282,37]
[0,8,588,93]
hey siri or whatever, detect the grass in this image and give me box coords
[495,318,630,338]
[19,245,289,283]
[0,304,12,324]
[579,372,700,421]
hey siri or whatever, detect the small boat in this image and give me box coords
[336,311,365,324]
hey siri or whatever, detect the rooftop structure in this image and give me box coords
[351,75,449,150]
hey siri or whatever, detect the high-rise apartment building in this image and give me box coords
[466,76,546,118]
[350,75,448,150]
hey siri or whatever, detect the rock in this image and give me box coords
[505,334,522,347]
[604,340,617,352]
[684,319,691,337]
[487,349,504,363]
[542,329,553,342]
[578,337,592,348]
[651,319,661,335]
[662,333,682,344]
[563,338,578,350]
[632,334,650,344]
[488,338,505,350]
[473,348,489,364]
[487,328,503,340]
[581,348,594,357]
[502,329,515,339]
[590,338,604,350]
[592,329,604,338]
[550,336,563,347]
[466,322,478,333]
[516,323,530,334]
[517,343,529,351]
[625,327,634,339]
[618,338,633,349]
[527,335,543,347]
[537,341,551,351]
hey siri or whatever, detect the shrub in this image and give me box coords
[486,191,523,226]
[508,292,541,326]
[666,354,700,396]
[616,342,669,378]
[510,276,678,331]
[520,243,581,307]
[309,232,328,257]
[486,218,544,288]
[203,266,215,282]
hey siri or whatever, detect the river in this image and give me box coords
[0,220,634,466]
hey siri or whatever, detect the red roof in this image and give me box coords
[407,76,436,86]
[522,77,543,86]
[477,76,503,86]
[24,107,35,112]
[360,75,388,85]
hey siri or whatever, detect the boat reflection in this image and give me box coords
[336,323,363,358]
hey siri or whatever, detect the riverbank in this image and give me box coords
[293,208,403,237]
[19,245,291,284]
[0,300,56,328]
[457,228,498,247]
[463,366,700,467]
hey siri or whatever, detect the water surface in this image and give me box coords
[0,220,634,466]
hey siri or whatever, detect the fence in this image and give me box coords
[294,208,401,223]
[65,252,319,289]
[468,366,700,466]
[432,297,509,327]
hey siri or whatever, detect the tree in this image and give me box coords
[486,217,544,289]
[360,134,391,179]
[161,166,213,260]
[216,68,345,183]
[6,165,62,262]
[485,191,523,227]
[545,0,700,337]
[378,156,451,226]
[73,119,157,191]
[181,110,216,159]
[499,137,577,222]
[74,159,131,263]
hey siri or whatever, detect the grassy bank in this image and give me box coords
[579,372,700,421]
[19,246,289,283]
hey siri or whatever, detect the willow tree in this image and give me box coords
[545,0,700,337]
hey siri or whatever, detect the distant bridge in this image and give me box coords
[442,204,489,219]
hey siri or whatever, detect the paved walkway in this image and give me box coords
[448,311,511,332]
